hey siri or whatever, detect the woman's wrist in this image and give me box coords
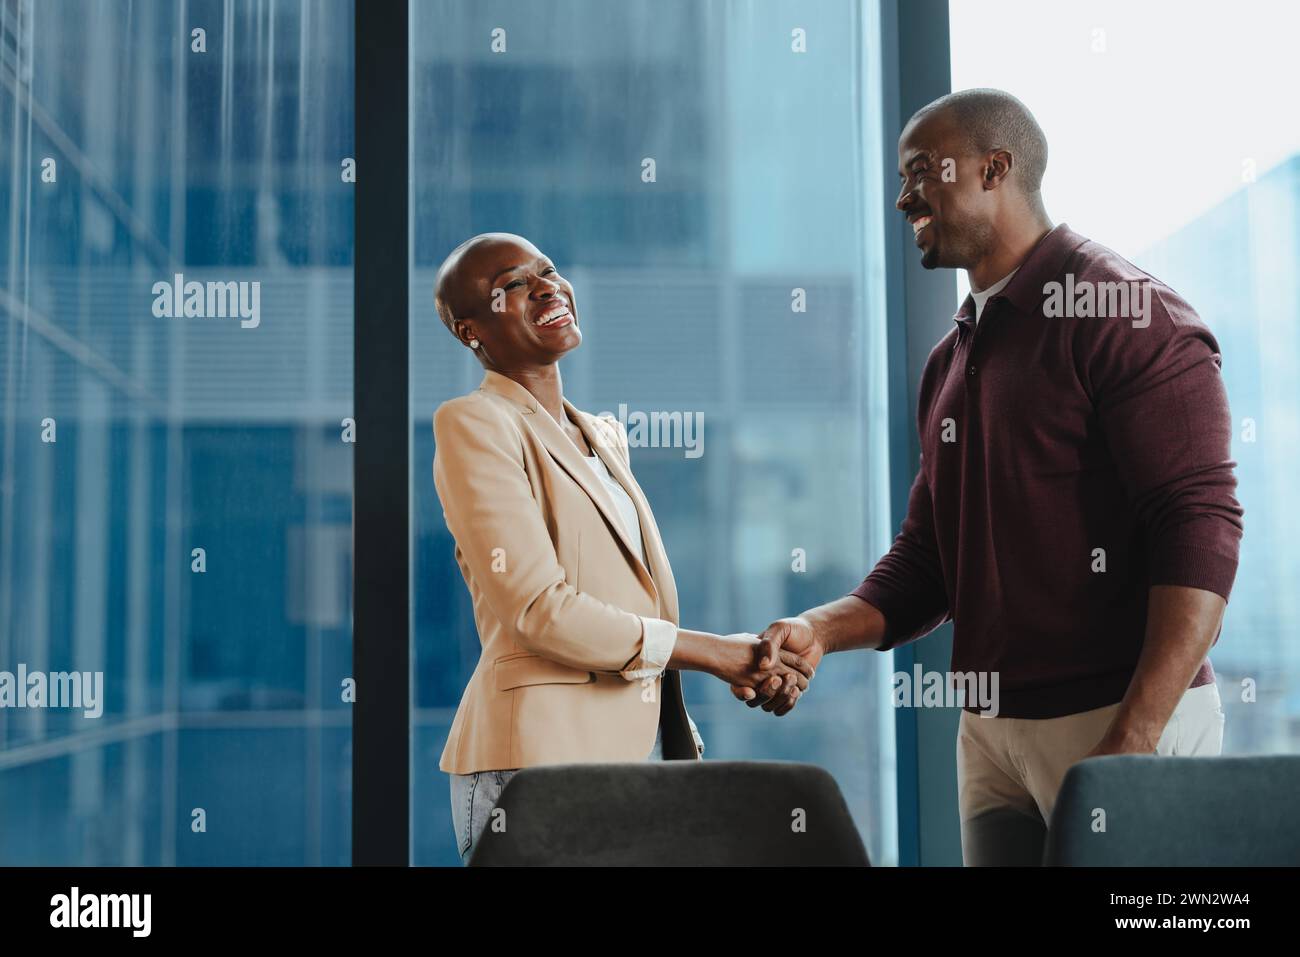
[669,629,731,678]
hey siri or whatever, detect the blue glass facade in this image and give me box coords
[0,0,355,864]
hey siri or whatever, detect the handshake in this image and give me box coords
[702,618,826,717]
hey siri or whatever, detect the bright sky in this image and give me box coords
[949,0,1300,294]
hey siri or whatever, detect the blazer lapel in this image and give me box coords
[477,371,658,600]
[567,401,680,626]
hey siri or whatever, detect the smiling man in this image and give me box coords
[742,89,1245,866]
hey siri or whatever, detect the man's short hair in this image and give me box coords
[909,88,1048,194]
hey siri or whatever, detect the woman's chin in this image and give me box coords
[551,326,582,354]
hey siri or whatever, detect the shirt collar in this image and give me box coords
[972,266,1019,301]
[952,222,1090,324]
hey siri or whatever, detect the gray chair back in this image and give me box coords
[1044,755,1300,865]
[469,760,870,866]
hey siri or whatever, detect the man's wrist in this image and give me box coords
[817,594,889,653]
[799,608,836,657]
[1101,703,1164,751]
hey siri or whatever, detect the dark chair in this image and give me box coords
[1043,754,1300,865]
[468,760,870,866]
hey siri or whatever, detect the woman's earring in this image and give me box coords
[469,339,480,349]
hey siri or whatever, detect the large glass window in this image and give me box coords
[410,0,897,864]
[951,0,1300,754]
[0,0,354,864]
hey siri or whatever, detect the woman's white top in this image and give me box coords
[577,446,688,750]
[582,451,646,565]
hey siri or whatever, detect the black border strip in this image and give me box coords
[880,0,957,866]
[353,0,410,867]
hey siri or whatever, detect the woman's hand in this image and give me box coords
[670,630,815,717]
[709,633,815,717]
[730,616,828,713]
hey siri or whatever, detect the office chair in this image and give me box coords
[1043,754,1300,865]
[468,760,870,866]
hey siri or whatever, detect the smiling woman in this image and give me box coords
[435,233,584,361]
[426,232,814,862]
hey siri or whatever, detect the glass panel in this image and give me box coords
[411,0,896,865]
[0,0,355,864]
[951,0,1300,753]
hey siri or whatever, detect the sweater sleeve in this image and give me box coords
[1081,286,1244,600]
[850,461,952,651]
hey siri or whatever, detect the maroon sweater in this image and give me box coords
[852,224,1244,718]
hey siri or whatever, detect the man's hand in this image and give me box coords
[1082,725,1159,758]
[1082,585,1224,761]
[731,617,827,715]
[710,633,814,716]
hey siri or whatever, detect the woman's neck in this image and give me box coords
[493,364,564,423]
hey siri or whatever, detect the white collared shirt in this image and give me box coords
[582,452,645,565]
[580,451,679,683]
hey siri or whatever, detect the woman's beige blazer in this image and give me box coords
[432,369,701,773]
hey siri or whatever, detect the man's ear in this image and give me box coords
[983,149,1013,190]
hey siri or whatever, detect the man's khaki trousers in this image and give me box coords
[956,682,1225,866]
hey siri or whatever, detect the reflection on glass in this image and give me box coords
[0,0,354,865]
